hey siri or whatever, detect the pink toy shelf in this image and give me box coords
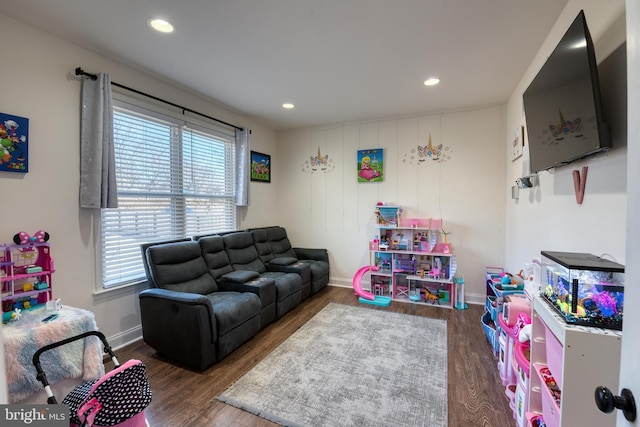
[1,241,54,323]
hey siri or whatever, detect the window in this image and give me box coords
[100,100,237,288]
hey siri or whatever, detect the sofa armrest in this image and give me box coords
[218,276,277,307]
[220,270,260,283]
[266,262,311,286]
[267,257,298,266]
[293,247,329,263]
[139,288,216,344]
[139,288,210,305]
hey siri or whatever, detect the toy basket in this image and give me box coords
[481,311,499,355]
[485,295,499,322]
[486,266,504,296]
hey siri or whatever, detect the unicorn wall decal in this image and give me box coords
[302,146,335,173]
[403,133,452,164]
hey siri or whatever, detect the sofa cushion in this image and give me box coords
[140,238,191,287]
[300,259,330,278]
[198,235,235,280]
[260,272,301,301]
[223,232,267,273]
[146,241,218,295]
[205,291,261,336]
[266,227,298,258]
[251,229,275,264]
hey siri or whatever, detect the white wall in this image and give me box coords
[277,106,506,303]
[504,0,627,271]
[0,13,279,348]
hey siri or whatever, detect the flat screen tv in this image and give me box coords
[523,10,610,174]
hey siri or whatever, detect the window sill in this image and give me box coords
[93,280,149,301]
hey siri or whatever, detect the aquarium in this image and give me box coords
[541,251,624,330]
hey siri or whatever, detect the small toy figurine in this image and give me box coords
[423,289,440,305]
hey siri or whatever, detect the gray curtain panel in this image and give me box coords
[235,127,250,206]
[79,73,118,209]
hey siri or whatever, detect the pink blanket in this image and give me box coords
[2,306,105,403]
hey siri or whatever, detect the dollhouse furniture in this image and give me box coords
[368,207,458,309]
[1,241,54,321]
[3,305,103,403]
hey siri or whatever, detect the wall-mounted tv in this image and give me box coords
[523,10,611,174]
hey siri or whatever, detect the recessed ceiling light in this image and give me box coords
[148,18,175,33]
[282,103,295,109]
[424,78,440,86]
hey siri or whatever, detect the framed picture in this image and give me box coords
[250,151,271,183]
[357,148,383,182]
[0,112,29,173]
[511,125,524,161]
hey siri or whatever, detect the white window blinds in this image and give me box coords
[100,105,236,288]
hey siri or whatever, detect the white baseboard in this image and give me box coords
[107,325,143,352]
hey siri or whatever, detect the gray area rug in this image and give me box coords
[218,303,447,427]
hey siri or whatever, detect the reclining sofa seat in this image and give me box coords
[264,226,330,295]
[222,231,303,319]
[139,240,261,370]
[250,228,312,300]
[197,234,277,328]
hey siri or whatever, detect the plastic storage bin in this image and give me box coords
[481,311,499,355]
[485,295,499,321]
[486,266,505,296]
[525,411,544,427]
[535,364,560,427]
[489,279,526,299]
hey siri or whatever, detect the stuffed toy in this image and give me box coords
[518,324,532,343]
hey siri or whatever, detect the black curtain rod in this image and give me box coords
[75,67,243,131]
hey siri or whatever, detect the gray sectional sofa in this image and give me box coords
[139,227,329,370]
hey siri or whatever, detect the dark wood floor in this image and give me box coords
[111,286,513,427]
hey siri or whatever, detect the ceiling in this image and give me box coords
[4,0,569,131]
